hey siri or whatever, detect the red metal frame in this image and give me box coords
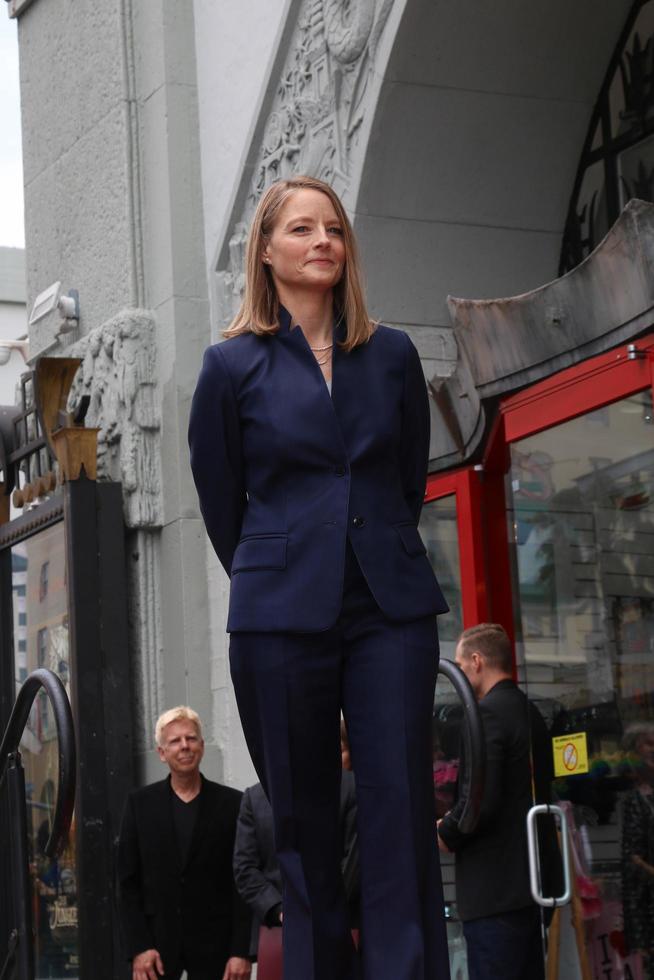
[501,334,654,441]
[424,334,654,663]
[425,468,489,627]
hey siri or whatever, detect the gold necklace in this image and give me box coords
[309,340,333,367]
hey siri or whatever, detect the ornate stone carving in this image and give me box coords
[67,309,162,528]
[215,0,395,331]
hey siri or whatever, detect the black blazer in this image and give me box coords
[188,308,447,632]
[116,776,251,972]
[438,680,559,922]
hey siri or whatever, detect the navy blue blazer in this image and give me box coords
[188,307,447,632]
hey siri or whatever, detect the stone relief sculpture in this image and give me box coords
[215,0,395,330]
[68,309,162,528]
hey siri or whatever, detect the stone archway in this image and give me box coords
[211,0,632,388]
[350,0,632,365]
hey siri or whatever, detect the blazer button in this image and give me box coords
[352,515,365,528]
[335,464,346,477]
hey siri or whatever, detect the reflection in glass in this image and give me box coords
[420,494,462,658]
[620,723,654,971]
[508,389,654,977]
[12,524,79,978]
[561,0,654,274]
[433,671,467,979]
[620,133,654,210]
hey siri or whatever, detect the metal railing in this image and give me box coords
[437,659,486,834]
[0,669,76,980]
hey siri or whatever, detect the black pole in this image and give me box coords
[6,752,33,980]
[0,671,76,980]
[437,659,486,834]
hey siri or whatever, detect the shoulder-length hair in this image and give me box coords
[223,175,373,352]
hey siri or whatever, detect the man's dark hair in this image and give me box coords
[458,623,513,674]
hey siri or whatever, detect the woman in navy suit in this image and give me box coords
[189,176,450,980]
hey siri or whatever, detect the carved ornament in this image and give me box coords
[67,310,162,528]
[215,0,395,330]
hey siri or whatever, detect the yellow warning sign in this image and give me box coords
[553,732,589,778]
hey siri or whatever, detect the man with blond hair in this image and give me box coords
[117,706,251,980]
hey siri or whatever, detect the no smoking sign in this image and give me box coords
[552,732,589,778]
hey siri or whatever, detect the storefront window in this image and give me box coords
[433,666,468,977]
[420,494,463,658]
[508,390,654,702]
[12,523,79,978]
[507,389,654,976]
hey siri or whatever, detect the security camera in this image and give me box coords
[0,340,29,364]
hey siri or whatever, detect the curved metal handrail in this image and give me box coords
[0,668,76,857]
[437,659,486,834]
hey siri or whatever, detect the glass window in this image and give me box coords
[507,389,654,973]
[508,390,654,702]
[433,665,468,976]
[37,627,48,667]
[561,0,654,273]
[39,560,49,602]
[422,492,467,958]
[420,494,463,658]
[11,524,79,976]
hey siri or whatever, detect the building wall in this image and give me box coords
[10,0,637,791]
[13,0,223,785]
[193,0,290,279]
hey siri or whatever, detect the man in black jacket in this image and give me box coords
[437,624,559,980]
[117,706,252,980]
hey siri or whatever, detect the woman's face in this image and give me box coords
[262,188,346,296]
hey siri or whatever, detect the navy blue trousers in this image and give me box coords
[229,546,450,980]
[462,906,544,980]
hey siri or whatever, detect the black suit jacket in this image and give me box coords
[438,680,559,922]
[116,775,251,972]
[233,773,359,955]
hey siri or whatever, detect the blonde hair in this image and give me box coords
[155,706,203,747]
[223,176,373,352]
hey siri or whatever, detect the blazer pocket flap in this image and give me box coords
[394,522,427,557]
[232,534,287,572]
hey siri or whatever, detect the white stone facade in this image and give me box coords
[8,0,635,788]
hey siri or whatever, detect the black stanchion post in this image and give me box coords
[6,751,33,980]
